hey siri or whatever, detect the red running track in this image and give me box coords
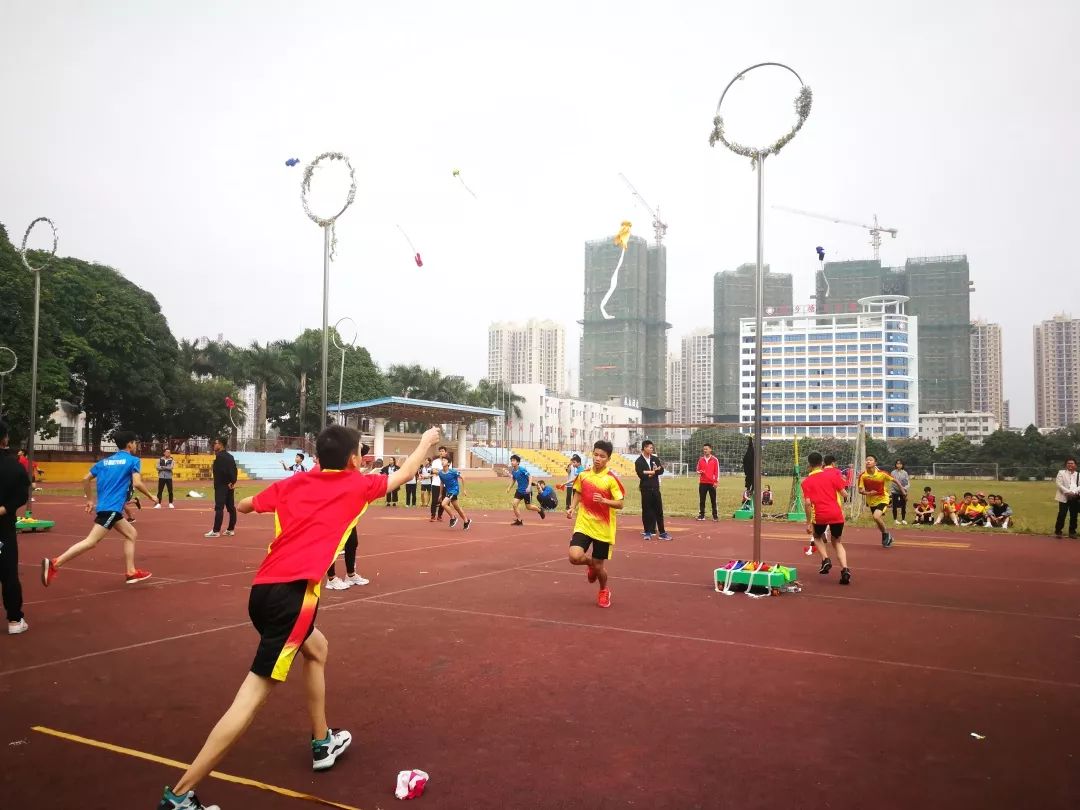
[1,497,1078,809]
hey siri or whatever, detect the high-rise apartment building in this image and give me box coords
[666,353,683,423]
[681,329,713,424]
[580,234,668,422]
[816,255,972,413]
[713,263,793,421]
[738,296,919,440]
[488,320,566,394]
[1034,314,1080,429]
[970,320,1004,426]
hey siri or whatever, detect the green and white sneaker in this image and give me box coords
[312,728,352,771]
[157,788,219,810]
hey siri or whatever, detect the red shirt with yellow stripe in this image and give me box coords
[251,468,387,584]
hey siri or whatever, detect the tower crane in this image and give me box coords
[618,173,668,247]
[773,205,898,261]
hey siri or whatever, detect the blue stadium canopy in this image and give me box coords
[327,396,501,424]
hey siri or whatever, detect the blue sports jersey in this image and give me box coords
[90,450,142,513]
[438,468,462,496]
[539,485,556,502]
[511,466,530,494]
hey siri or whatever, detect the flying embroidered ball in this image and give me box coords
[285,158,300,167]
[225,396,236,410]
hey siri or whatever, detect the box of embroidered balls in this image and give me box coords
[714,561,797,592]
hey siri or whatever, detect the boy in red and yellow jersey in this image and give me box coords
[801,451,852,585]
[858,454,905,548]
[566,440,625,608]
[157,424,441,810]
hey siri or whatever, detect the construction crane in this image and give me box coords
[773,205,898,261]
[619,172,668,247]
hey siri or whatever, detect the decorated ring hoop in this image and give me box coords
[20,217,59,273]
[301,152,357,227]
[709,62,812,166]
[0,346,16,376]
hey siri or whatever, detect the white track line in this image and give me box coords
[21,568,255,607]
[516,567,1080,622]
[18,562,180,581]
[364,599,1080,690]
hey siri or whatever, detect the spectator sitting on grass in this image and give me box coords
[913,497,934,525]
[958,492,988,526]
[935,495,960,526]
[986,494,1013,529]
[922,485,935,511]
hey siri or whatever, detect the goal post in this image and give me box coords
[605,421,866,520]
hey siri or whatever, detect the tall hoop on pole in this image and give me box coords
[20,217,59,516]
[709,64,812,562]
[299,152,357,432]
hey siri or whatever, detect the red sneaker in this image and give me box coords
[41,558,58,587]
[586,566,597,583]
[125,569,153,584]
[597,588,611,608]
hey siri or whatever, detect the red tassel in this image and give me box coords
[414,253,423,267]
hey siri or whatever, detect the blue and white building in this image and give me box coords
[738,295,919,440]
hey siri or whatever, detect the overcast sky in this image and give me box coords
[4,0,1078,426]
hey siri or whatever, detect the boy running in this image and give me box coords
[156,425,440,810]
[801,451,852,584]
[41,430,157,587]
[566,440,625,608]
[438,461,471,530]
[858,455,905,548]
[508,454,543,524]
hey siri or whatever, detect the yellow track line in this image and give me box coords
[31,727,363,809]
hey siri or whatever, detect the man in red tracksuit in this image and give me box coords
[696,443,720,521]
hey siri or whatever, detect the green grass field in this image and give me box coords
[45,475,1063,535]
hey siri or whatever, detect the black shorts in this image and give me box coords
[812,523,845,540]
[869,504,887,515]
[94,511,124,529]
[442,492,459,502]
[514,491,532,504]
[539,497,558,511]
[248,580,319,682]
[421,483,432,491]
[570,532,612,560]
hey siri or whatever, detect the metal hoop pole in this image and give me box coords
[753,156,766,561]
[321,225,331,431]
[331,317,358,418]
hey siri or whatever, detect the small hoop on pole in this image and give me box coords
[20,217,59,273]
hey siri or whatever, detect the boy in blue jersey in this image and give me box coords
[507,454,544,525]
[41,430,158,586]
[437,462,471,530]
[533,479,559,511]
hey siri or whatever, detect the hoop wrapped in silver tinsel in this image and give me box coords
[709,67,812,167]
[20,217,59,273]
[301,151,357,259]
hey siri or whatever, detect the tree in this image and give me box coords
[160,375,245,450]
[888,438,935,470]
[244,341,289,443]
[386,364,426,398]
[933,434,976,466]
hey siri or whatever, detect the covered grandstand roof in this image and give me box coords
[326,396,501,423]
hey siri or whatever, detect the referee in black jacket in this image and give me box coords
[0,420,31,633]
[635,440,670,541]
[205,437,238,537]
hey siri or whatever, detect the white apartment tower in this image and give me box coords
[970,320,1004,426]
[666,353,684,423]
[739,296,919,440]
[488,320,566,394]
[681,329,714,424]
[1034,314,1080,429]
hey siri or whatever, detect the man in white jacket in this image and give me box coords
[1053,457,1079,539]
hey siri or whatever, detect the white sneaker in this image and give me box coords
[204,531,220,538]
[223,530,235,536]
[312,728,352,770]
[345,573,370,586]
[168,503,175,509]
[7,619,29,635]
[325,577,351,590]
[153,503,162,510]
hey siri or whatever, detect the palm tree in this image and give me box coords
[286,332,323,436]
[470,378,524,444]
[244,340,290,443]
[386,364,425,398]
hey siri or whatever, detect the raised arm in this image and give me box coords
[388,427,441,491]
